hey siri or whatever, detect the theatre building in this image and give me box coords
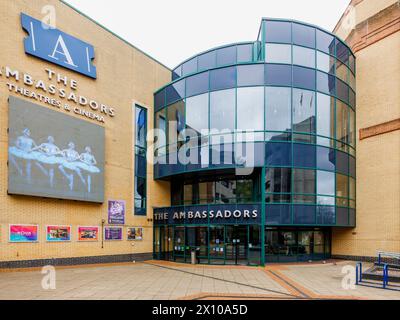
[153,18,357,265]
[1,0,398,268]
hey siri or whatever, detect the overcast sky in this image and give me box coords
[64,0,350,69]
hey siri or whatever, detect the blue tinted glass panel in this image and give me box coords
[266,205,291,225]
[336,79,349,103]
[292,89,315,134]
[336,207,348,225]
[336,150,349,175]
[198,51,216,71]
[182,58,197,76]
[210,66,236,91]
[266,87,291,133]
[265,21,292,43]
[154,89,165,110]
[293,46,315,68]
[237,64,264,86]
[293,144,316,168]
[293,205,316,224]
[166,80,185,106]
[316,29,335,55]
[317,146,335,171]
[172,66,182,80]
[316,206,335,224]
[349,54,356,75]
[293,23,316,48]
[336,39,349,65]
[317,71,335,96]
[317,170,335,196]
[265,64,292,86]
[349,89,356,109]
[237,44,253,62]
[186,72,209,97]
[317,51,335,74]
[135,154,146,177]
[266,142,292,166]
[293,66,316,90]
[265,44,292,64]
[349,156,356,178]
[216,46,237,66]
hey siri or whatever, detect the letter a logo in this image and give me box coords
[48,35,77,67]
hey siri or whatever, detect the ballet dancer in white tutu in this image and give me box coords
[58,142,86,191]
[77,146,100,193]
[8,128,47,183]
[32,136,63,188]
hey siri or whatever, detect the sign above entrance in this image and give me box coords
[21,13,97,79]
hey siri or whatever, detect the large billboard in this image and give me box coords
[8,96,105,203]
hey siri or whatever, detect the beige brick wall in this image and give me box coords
[332,24,400,256]
[0,0,171,262]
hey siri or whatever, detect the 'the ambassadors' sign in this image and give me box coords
[21,13,97,79]
[154,205,261,225]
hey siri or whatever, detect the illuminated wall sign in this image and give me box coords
[21,13,97,79]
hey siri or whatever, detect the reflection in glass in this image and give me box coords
[317,51,335,74]
[216,180,236,203]
[167,101,185,152]
[317,93,334,139]
[265,21,292,43]
[265,87,291,135]
[293,89,315,134]
[186,94,209,146]
[336,100,349,152]
[265,44,291,64]
[293,169,315,194]
[210,89,236,131]
[293,46,315,68]
[237,44,253,63]
[336,173,349,199]
[317,171,335,196]
[266,168,291,193]
[293,23,315,48]
[237,87,264,132]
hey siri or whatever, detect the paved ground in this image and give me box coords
[0,260,399,300]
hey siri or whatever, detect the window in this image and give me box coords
[317,146,335,171]
[237,64,264,86]
[317,171,335,196]
[317,93,334,139]
[186,93,209,146]
[199,182,215,204]
[293,169,315,203]
[198,51,216,71]
[293,66,315,90]
[316,30,335,55]
[216,46,237,66]
[293,23,315,48]
[210,66,236,91]
[134,105,147,215]
[237,87,264,133]
[336,100,349,152]
[336,78,349,103]
[317,71,335,96]
[155,89,165,110]
[336,60,348,84]
[265,87,291,135]
[293,89,315,134]
[155,109,167,156]
[216,180,236,204]
[237,44,253,63]
[317,51,335,74]
[167,101,185,153]
[265,21,292,43]
[336,173,349,206]
[186,71,209,97]
[349,109,356,148]
[182,58,197,76]
[236,180,254,203]
[265,64,292,86]
[266,168,291,194]
[166,80,185,106]
[265,44,291,64]
[210,89,236,131]
[293,46,315,68]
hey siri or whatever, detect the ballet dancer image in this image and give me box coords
[78,146,100,193]
[32,136,62,188]
[58,142,86,191]
[8,128,47,183]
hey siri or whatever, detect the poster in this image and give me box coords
[104,227,123,241]
[78,226,99,241]
[127,227,143,241]
[9,224,39,242]
[108,200,126,225]
[46,225,71,242]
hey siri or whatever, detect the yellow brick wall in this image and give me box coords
[0,0,171,262]
[332,30,400,257]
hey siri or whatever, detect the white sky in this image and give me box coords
[63,0,350,69]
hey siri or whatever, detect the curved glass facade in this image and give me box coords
[153,19,356,265]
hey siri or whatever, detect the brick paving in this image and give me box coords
[0,260,399,300]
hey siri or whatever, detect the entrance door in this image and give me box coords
[225,225,248,265]
[160,226,173,261]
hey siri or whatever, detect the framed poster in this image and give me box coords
[78,226,99,241]
[9,224,39,243]
[46,225,71,242]
[108,200,126,225]
[104,226,123,241]
[127,227,143,241]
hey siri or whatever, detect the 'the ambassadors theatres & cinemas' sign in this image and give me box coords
[0,13,116,123]
[154,206,261,225]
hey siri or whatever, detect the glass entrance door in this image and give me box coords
[160,226,173,261]
[225,225,248,265]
